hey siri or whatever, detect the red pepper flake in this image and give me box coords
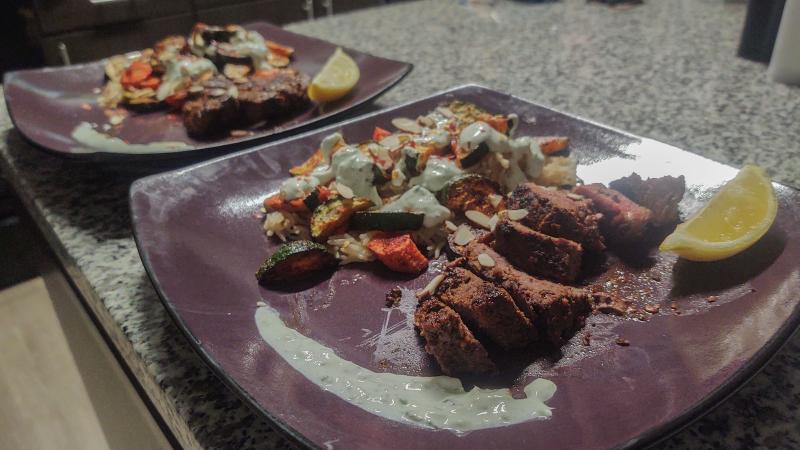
[670,302,678,310]
[707,295,718,303]
[582,332,591,346]
[615,338,630,347]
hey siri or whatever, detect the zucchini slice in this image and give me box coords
[439,174,505,215]
[303,188,325,211]
[455,142,489,168]
[256,240,336,285]
[310,197,373,241]
[351,211,424,231]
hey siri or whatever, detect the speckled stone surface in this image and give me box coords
[1,0,799,448]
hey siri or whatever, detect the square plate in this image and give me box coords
[3,22,411,160]
[131,85,800,449]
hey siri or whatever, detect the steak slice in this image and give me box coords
[609,173,686,226]
[414,299,497,376]
[462,241,593,346]
[434,267,535,349]
[238,68,310,126]
[182,76,239,137]
[508,183,605,252]
[574,183,653,244]
[494,215,582,283]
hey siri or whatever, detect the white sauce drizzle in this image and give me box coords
[279,175,319,200]
[410,157,462,192]
[459,121,545,189]
[254,304,556,434]
[70,122,191,154]
[310,133,382,205]
[156,57,217,101]
[381,186,450,228]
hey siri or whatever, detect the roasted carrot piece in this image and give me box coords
[479,113,508,134]
[138,76,161,89]
[121,60,153,88]
[539,136,569,155]
[266,40,294,58]
[289,150,324,176]
[372,127,392,142]
[264,194,307,212]
[367,233,428,274]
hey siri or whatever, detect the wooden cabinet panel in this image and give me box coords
[34,0,192,35]
[197,0,310,26]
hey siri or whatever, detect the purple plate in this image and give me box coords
[3,21,411,160]
[131,85,800,449]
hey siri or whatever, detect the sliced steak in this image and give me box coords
[609,173,686,226]
[462,241,592,346]
[414,299,497,376]
[574,183,653,244]
[182,76,239,137]
[254,68,310,112]
[434,267,535,349]
[507,183,605,252]
[494,215,582,283]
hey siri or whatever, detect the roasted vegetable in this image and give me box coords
[302,186,332,211]
[351,211,424,231]
[539,136,569,155]
[310,197,373,241]
[264,194,306,212]
[367,233,428,274]
[403,144,440,176]
[256,240,336,285]
[289,149,323,176]
[372,126,392,141]
[439,174,505,215]
[478,113,509,134]
[455,142,489,168]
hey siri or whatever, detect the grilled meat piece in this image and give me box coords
[237,69,309,126]
[414,299,497,376]
[508,183,605,252]
[182,76,239,137]
[574,184,653,244]
[462,242,593,346]
[494,215,583,283]
[609,173,686,226]
[254,68,309,110]
[434,267,535,349]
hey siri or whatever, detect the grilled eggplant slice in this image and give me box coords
[351,211,424,232]
[256,240,336,285]
[310,197,373,241]
[439,174,505,215]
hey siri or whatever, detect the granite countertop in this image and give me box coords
[1,0,799,448]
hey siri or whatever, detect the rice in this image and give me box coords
[536,156,578,187]
[327,232,376,264]
[413,225,448,258]
[262,211,308,242]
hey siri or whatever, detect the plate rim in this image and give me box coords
[130,84,800,449]
[2,20,413,161]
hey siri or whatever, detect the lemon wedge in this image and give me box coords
[308,48,360,103]
[659,165,777,261]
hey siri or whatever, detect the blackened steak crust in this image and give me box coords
[434,266,535,349]
[414,299,497,376]
[463,241,593,347]
[574,183,653,244]
[494,216,583,283]
[508,183,605,252]
[182,76,238,137]
[609,173,686,226]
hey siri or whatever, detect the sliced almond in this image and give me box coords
[335,183,354,199]
[379,134,402,149]
[416,274,445,298]
[465,210,492,229]
[494,152,510,169]
[453,225,476,246]
[417,115,435,128]
[488,214,499,232]
[477,253,496,267]
[444,220,458,232]
[567,193,585,201]
[488,194,503,208]
[506,209,528,221]
[392,117,422,134]
[436,106,454,118]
